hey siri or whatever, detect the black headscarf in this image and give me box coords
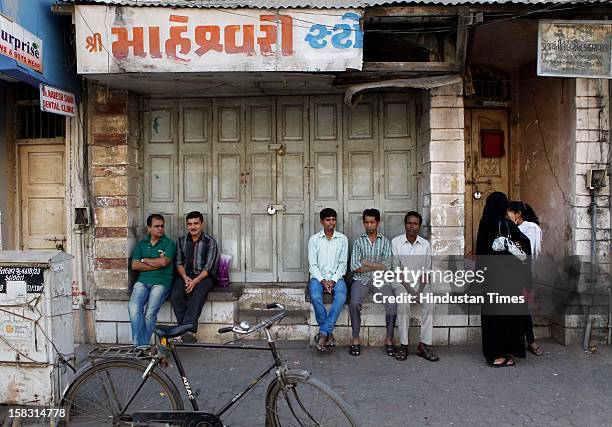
[481,191,509,220]
[476,191,531,257]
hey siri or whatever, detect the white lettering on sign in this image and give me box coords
[0,14,43,72]
[75,5,363,73]
[39,84,76,117]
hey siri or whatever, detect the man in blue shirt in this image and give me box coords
[308,208,348,352]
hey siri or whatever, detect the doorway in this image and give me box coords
[464,109,510,255]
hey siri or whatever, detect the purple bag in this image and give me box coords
[217,254,232,288]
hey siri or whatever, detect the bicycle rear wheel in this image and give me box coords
[60,359,183,426]
[265,371,359,427]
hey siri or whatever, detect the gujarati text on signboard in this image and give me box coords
[538,20,612,79]
[75,5,363,73]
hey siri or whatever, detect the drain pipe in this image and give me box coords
[583,189,598,350]
[609,162,612,345]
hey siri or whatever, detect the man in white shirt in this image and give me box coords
[391,211,439,361]
[308,208,349,351]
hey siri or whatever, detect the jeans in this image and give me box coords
[309,278,347,336]
[128,282,170,347]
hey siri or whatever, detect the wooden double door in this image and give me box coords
[144,94,417,283]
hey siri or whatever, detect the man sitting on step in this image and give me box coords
[308,208,349,352]
[171,211,219,343]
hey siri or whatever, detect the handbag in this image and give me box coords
[492,220,527,262]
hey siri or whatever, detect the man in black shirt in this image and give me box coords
[172,211,219,342]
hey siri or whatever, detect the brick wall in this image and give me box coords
[90,84,141,294]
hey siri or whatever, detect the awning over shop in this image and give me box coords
[0,54,49,87]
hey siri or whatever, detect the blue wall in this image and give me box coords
[0,0,80,95]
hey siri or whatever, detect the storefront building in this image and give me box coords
[69,0,611,347]
[0,0,86,325]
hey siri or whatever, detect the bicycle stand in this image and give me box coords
[132,411,223,427]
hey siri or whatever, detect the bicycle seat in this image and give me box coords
[154,324,194,338]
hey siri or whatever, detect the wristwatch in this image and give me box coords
[140,258,144,263]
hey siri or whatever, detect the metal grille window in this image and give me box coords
[15,83,65,139]
[466,65,511,105]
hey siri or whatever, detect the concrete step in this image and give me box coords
[237,308,310,325]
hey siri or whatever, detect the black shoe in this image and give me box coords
[182,332,197,343]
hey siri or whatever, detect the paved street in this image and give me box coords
[3,340,611,426]
[88,340,611,426]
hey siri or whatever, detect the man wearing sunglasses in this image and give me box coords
[128,214,176,347]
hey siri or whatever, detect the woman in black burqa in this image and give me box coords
[476,192,532,367]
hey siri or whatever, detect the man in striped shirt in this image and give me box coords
[171,211,219,343]
[348,208,396,357]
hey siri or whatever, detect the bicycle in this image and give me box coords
[59,303,359,426]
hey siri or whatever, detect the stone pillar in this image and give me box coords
[420,83,465,256]
[418,83,467,345]
[555,78,611,345]
[89,84,141,293]
[572,78,610,267]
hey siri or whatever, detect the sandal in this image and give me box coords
[349,344,361,356]
[315,333,328,352]
[385,344,396,357]
[394,345,408,361]
[488,357,515,367]
[327,334,336,347]
[417,344,440,362]
[527,344,543,356]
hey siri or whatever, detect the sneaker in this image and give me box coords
[181,332,197,343]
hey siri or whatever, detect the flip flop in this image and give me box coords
[488,357,515,367]
[527,344,543,356]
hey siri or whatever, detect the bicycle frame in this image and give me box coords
[133,326,285,420]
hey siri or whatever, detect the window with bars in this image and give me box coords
[15,83,65,139]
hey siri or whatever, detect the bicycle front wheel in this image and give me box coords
[265,371,359,427]
[60,359,184,426]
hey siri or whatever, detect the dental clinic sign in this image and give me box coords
[39,84,75,117]
[0,14,43,72]
[538,20,612,78]
[75,5,363,73]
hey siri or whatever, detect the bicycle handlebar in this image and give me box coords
[218,303,286,335]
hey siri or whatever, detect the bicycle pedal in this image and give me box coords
[194,388,202,398]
